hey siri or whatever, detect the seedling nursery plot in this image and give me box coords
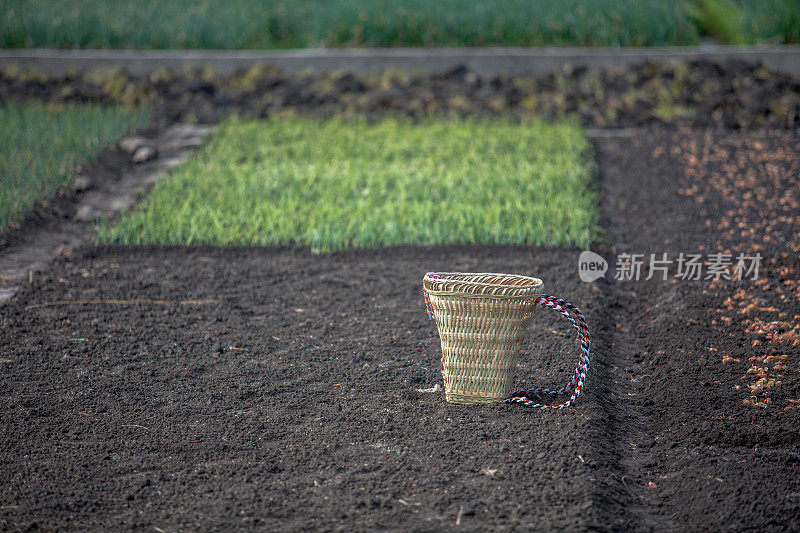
[98,118,597,251]
[2,63,800,530]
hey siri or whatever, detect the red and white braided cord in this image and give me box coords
[504,294,590,409]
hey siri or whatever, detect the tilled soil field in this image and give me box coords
[2,61,800,530]
[2,127,798,530]
[1,245,630,531]
[2,60,800,129]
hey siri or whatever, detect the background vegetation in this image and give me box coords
[1,0,798,49]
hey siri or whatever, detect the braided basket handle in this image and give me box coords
[504,294,590,409]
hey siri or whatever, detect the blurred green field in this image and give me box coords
[689,0,800,45]
[0,103,148,230]
[1,0,797,50]
[98,117,599,251]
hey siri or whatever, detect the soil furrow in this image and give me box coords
[588,133,677,530]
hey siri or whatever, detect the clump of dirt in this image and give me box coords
[1,60,799,129]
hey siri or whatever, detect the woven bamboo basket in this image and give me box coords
[423,272,543,405]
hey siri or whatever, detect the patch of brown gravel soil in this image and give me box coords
[1,245,639,531]
[2,60,799,129]
[596,127,800,531]
[672,131,800,410]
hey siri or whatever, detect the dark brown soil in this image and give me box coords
[2,245,631,531]
[2,60,799,129]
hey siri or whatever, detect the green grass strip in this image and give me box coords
[99,117,599,252]
[2,0,798,49]
[0,0,700,49]
[0,103,148,229]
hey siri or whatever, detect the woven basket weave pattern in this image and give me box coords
[424,273,542,405]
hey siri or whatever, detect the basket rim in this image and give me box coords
[423,272,543,298]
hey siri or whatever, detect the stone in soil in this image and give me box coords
[73,204,101,222]
[73,174,93,192]
[118,135,151,154]
[131,145,157,164]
